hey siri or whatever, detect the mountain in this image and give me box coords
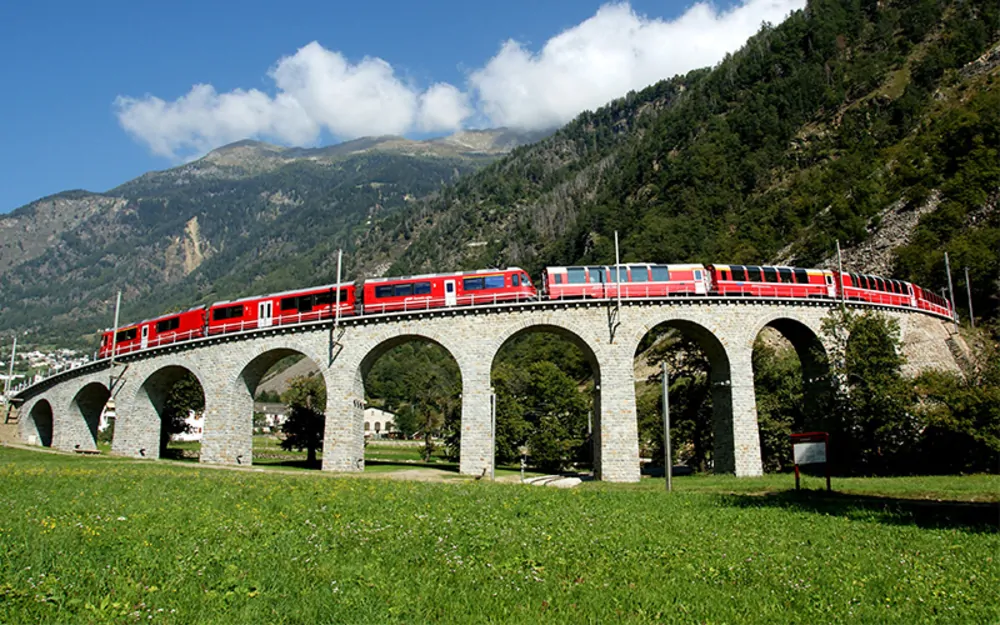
[373,0,999,321]
[2,0,999,352]
[0,129,545,347]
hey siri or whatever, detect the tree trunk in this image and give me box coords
[307,446,317,467]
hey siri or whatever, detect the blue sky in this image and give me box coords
[0,0,802,213]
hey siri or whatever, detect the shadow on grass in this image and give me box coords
[721,490,1000,533]
[364,459,460,473]
[252,459,322,470]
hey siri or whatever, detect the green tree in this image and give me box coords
[280,374,326,467]
[752,338,805,472]
[822,310,915,475]
[160,373,204,455]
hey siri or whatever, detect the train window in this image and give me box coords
[876,277,886,291]
[394,284,414,297]
[116,328,137,342]
[893,281,903,294]
[631,267,648,282]
[512,274,520,287]
[607,267,621,283]
[567,268,586,284]
[413,282,432,295]
[762,267,779,283]
[464,277,485,290]
[650,266,670,282]
[522,273,532,286]
[694,270,703,281]
[746,266,763,282]
[731,266,746,281]
[793,268,808,283]
[213,305,244,321]
[484,275,505,289]
[156,317,180,333]
[587,267,605,283]
[778,268,792,283]
[281,296,299,311]
[375,285,393,298]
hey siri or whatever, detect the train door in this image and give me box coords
[140,324,149,349]
[826,274,836,298]
[444,280,457,307]
[258,301,273,328]
[694,269,708,295]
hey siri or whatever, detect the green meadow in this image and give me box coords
[0,447,997,624]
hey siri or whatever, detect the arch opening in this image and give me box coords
[133,366,205,461]
[69,382,112,452]
[634,320,732,475]
[490,325,599,475]
[26,400,53,447]
[363,336,461,471]
[751,318,831,472]
[238,349,326,469]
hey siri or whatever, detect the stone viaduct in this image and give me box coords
[12,298,960,482]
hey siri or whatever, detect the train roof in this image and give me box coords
[364,267,526,284]
[544,263,706,271]
[209,282,355,307]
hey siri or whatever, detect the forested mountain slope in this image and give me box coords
[0,130,541,346]
[381,0,1000,321]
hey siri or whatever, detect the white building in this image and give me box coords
[364,407,395,438]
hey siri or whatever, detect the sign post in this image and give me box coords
[790,432,830,492]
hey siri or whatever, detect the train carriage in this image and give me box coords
[834,272,914,309]
[708,264,836,299]
[207,282,356,335]
[99,306,207,358]
[912,285,955,318]
[542,264,709,299]
[362,267,535,314]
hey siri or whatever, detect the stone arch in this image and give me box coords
[234,347,327,467]
[357,332,463,463]
[24,399,53,447]
[748,315,832,412]
[488,321,603,474]
[629,316,735,474]
[120,364,208,460]
[68,381,111,451]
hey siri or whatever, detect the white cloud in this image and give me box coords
[471,0,805,130]
[115,0,804,160]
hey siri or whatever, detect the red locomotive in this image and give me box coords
[98,306,207,358]
[362,267,535,314]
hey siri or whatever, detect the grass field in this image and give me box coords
[0,447,997,624]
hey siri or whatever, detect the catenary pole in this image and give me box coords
[109,291,122,367]
[334,249,343,328]
[4,336,16,399]
[614,231,622,310]
[836,240,845,310]
[965,267,975,328]
[662,360,671,493]
[944,252,957,325]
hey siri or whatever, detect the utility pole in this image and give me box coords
[490,388,496,482]
[964,267,975,329]
[614,231,622,312]
[109,291,122,366]
[662,361,672,493]
[836,240,846,310]
[4,336,16,400]
[944,252,957,325]
[334,249,343,330]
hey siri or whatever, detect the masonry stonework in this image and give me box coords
[11,301,959,482]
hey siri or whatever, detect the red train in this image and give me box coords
[98,262,955,358]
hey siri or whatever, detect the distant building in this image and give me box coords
[364,407,395,438]
[172,410,205,442]
[255,402,289,433]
